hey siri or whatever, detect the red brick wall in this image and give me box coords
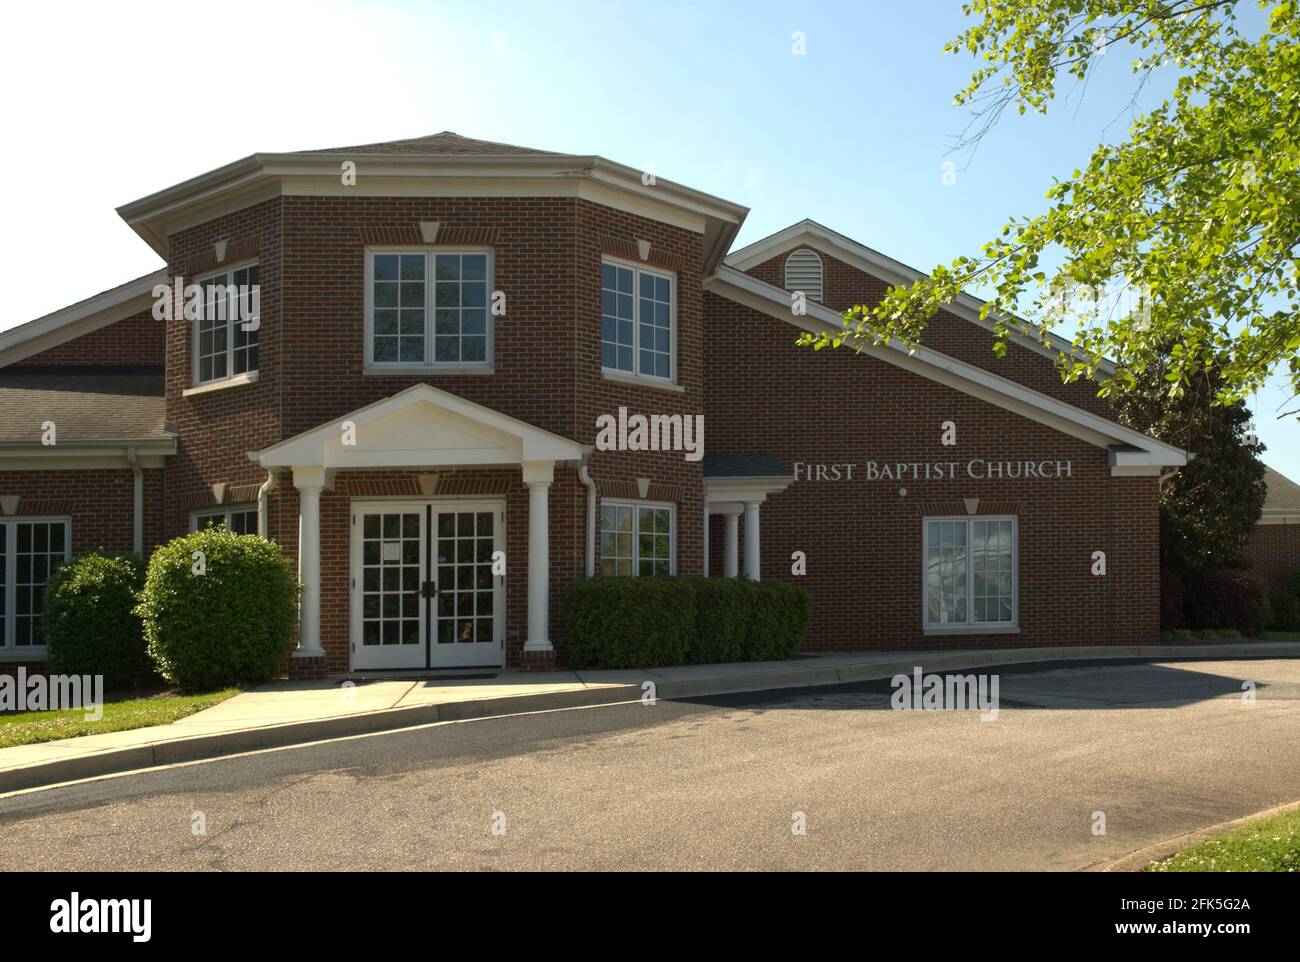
[1243,524,1300,595]
[13,308,164,368]
[0,468,165,555]
[703,291,1162,649]
[748,247,1116,419]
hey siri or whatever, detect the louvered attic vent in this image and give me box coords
[784,248,823,303]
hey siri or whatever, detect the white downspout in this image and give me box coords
[126,447,143,555]
[579,464,596,577]
[257,468,278,538]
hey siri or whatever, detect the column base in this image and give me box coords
[519,648,557,672]
[288,653,328,679]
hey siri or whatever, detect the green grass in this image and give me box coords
[0,687,240,749]
[1146,807,1300,872]
[1262,631,1300,643]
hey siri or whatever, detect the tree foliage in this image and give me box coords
[803,1,1300,415]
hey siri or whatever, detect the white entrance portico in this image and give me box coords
[251,383,585,669]
[703,454,794,581]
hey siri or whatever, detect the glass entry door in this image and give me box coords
[350,500,505,670]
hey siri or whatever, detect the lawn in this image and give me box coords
[1146,807,1300,872]
[1262,631,1300,643]
[0,687,240,749]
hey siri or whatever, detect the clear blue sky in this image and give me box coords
[2,0,1294,476]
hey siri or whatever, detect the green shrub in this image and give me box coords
[1184,568,1265,637]
[1162,629,1197,643]
[45,551,151,690]
[137,529,299,691]
[1269,591,1300,631]
[562,577,696,669]
[562,576,811,669]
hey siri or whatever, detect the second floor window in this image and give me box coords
[195,261,259,385]
[601,260,674,382]
[366,250,491,369]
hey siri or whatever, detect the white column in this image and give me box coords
[522,460,554,653]
[724,512,740,578]
[743,501,761,581]
[293,466,327,657]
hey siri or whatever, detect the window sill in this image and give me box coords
[601,369,685,393]
[0,648,48,662]
[364,365,495,377]
[183,371,260,397]
[923,624,1020,636]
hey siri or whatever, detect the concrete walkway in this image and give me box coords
[2,641,1296,794]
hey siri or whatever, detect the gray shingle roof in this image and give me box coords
[702,453,790,478]
[302,131,567,157]
[1264,466,1300,512]
[0,367,170,443]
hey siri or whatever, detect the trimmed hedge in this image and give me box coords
[45,550,152,690]
[1267,590,1300,631]
[137,529,299,691]
[562,576,810,669]
[1183,567,1265,638]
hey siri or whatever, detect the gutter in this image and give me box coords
[125,447,143,555]
[256,468,278,539]
[578,463,596,578]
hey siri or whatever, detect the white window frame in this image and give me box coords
[192,258,260,387]
[922,515,1019,633]
[190,504,259,534]
[600,499,676,577]
[0,517,72,656]
[600,256,677,386]
[364,247,495,373]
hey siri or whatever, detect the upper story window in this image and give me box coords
[194,261,259,386]
[601,259,675,383]
[365,249,492,370]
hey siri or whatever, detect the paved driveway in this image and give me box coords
[0,657,1296,870]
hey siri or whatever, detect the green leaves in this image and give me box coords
[815,1,1300,415]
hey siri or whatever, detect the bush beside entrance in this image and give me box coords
[45,550,152,690]
[562,576,810,669]
[136,529,299,691]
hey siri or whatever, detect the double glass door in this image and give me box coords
[350,500,504,670]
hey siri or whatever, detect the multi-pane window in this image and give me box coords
[601,260,674,381]
[600,502,673,576]
[193,506,258,535]
[360,512,422,647]
[367,250,491,367]
[924,517,1017,628]
[0,520,70,649]
[195,261,259,384]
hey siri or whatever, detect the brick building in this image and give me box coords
[1244,466,1300,594]
[0,133,1186,677]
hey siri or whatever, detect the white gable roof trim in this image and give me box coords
[253,382,586,471]
[705,266,1186,473]
[0,269,167,368]
[726,219,1117,377]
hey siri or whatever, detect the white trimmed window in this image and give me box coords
[0,519,71,651]
[601,259,675,382]
[600,501,674,576]
[192,506,258,535]
[924,517,1017,629]
[194,260,259,385]
[365,249,493,369]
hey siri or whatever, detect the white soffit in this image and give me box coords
[726,219,1116,376]
[704,266,1186,470]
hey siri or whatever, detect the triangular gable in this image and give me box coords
[704,265,1186,474]
[726,219,1115,376]
[254,382,585,470]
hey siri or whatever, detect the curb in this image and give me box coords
[1,641,1296,795]
[1085,797,1300,872]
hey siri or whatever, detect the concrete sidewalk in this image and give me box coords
[2,641,1296,794]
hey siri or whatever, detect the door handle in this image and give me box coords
[421,581,438,598]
